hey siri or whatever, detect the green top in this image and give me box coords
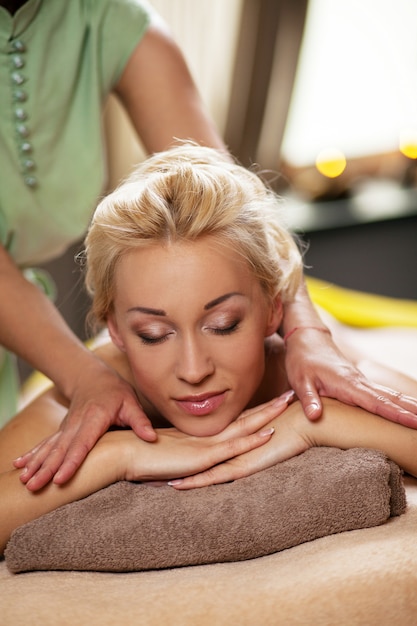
[0,0,151,266]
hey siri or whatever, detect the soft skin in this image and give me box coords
[8,15,417,492]
[0,390,286,555]
[2,236,417,554]
[107,238,284,437]
[2,353,417,555]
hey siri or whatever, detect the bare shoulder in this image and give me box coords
[93,341,133,385]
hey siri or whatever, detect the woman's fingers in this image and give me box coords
[168,460,248,489]
[168,428,275,487]
[164,393,295,484]
[214,391,294,443]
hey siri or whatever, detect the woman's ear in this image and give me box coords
[265,295,283,336]
[107,313,126,352]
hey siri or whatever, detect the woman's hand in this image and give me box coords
[167,399,309,490]
[169,389,417,490]
[14,360,156,492]
[111,396,292,483]
[284,327,417,428]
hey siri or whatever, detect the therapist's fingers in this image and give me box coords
[15,388,156,491]
[334,379,417,429]
[52,396,157,486]
[15,405,111,490]
[15,427,87,491]
[295,380,323,420]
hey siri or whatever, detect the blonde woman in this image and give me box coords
[2,144,417,554]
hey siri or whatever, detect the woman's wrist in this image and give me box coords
[91,431,133,485]
[292,396,373,452]
[279,398,332,449]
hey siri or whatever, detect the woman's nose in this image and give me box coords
[175,337,214,384]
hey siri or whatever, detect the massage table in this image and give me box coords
[1,476,417,625]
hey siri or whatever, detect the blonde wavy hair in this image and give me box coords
[84,143,303,326]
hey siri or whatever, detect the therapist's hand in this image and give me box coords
[284,326,417,429]
[14,360,156,492]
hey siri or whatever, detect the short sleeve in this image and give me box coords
[90,0,155,91]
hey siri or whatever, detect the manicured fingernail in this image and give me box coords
[282,389,295,402]
[260,427,275,437]
[306,402,320,418]
[273,390,295,406]
[167,479,183,486]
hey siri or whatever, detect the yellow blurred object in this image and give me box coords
[315,149,347,178]
[307,276,417,328]
[399,128,417,159]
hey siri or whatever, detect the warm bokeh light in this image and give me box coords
[315,148,347,178]
[399,129,417,159]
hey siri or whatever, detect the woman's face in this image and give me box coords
[108,236,282,436]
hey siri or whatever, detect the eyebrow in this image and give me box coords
[127,306,166,316]
[127,293,243,316]
[204,292,243,310]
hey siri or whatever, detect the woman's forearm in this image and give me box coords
[165,396,417,491]
[302,397,417,477]
[0,400,280,552]
[0,434,121,554]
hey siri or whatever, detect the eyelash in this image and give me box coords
[138,321,240,345]
[139,334,170,346]
[210,320,240,335]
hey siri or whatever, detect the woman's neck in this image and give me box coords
[247,334,289,408]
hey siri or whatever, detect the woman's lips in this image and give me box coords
[175,392,227,416]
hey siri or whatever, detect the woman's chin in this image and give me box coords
[173,418,232,438]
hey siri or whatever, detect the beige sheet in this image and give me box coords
[1,476,416,626]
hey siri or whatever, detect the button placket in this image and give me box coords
[8,38,37,188]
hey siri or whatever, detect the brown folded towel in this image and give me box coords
[5,447,406,573]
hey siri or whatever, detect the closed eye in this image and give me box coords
[210,321,240,335]
[138,333,172,345]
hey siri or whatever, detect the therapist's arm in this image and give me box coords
[282,280,417,427]
[1,245,156,478]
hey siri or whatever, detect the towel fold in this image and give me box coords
[5,447,406,573]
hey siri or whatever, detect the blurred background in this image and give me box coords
[37,0,417,347]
